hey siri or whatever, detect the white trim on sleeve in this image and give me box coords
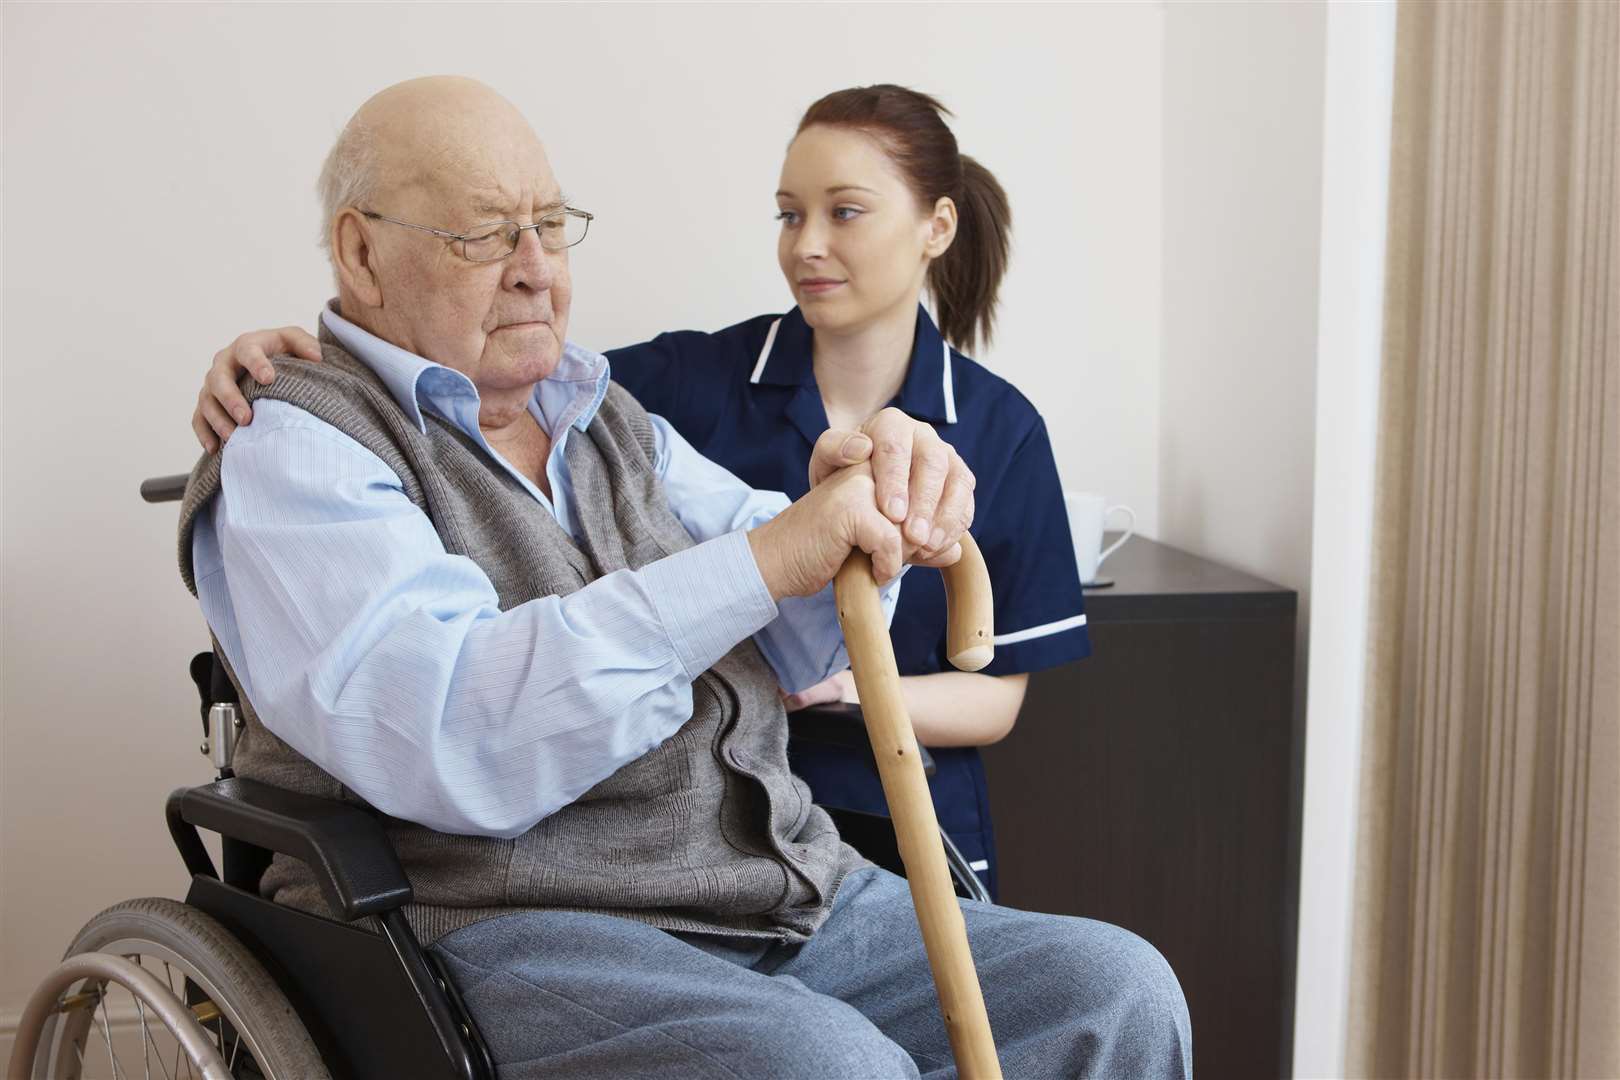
[992,612,1088,647]
[942,341,958,424]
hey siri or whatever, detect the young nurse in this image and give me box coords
[191,85,1091,899]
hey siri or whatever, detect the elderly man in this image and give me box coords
[179,77,1190,1079]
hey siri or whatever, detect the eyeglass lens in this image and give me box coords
[461,213,589,260]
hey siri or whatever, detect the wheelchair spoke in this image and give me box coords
[127,955,156,1080]
[139,1010,179,1080]
[135,994,153,1080]
[157,960,194,1080]
[119,955,179,1080]
[93,989,126,1080]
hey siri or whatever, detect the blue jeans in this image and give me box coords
[431,866,1192,1079]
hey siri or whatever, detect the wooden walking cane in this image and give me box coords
[834,532,1001,1079]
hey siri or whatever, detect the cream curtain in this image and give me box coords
[1347,1,1619,1077]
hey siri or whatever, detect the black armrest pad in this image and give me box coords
[787,702,936,778]
[177,778,412,921]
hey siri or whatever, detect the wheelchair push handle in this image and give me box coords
[834,532,1001,1080]
[141,472,190,503]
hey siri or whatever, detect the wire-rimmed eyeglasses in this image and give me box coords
[360,207,594,262]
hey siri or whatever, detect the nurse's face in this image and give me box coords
[775,125,948,338]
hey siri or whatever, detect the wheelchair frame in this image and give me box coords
[166,658,987,1080]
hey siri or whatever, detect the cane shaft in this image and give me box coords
[835,537,1001,1079]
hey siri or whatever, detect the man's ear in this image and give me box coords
[924,196,958,259]
[333,208,384,307]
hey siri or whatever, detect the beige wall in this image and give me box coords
[1160,1,1326,597]
[1,0,1168,1031]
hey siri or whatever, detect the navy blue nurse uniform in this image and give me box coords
[606,305,1091,898]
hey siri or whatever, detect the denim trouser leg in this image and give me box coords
[430,899,916,1080]
[430,867,1192,1079]
[764,867,1192,1079]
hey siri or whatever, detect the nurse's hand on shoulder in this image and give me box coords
[191,326,321,453]
[808,408,974,565]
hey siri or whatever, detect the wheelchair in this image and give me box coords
[7,474,990,1080]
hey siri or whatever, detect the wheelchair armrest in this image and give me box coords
[167,777,413,922]
[787,702,936,779]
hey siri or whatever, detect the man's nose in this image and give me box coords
[504,226,556,291]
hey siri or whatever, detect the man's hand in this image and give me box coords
[192,326,321,453]
[807,407,974,566]
[750,444,974,604]
[748,462,901,600]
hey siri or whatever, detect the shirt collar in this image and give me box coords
[318,300,610,437]
[748,304,958,425]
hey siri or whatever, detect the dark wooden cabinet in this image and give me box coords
[981,535,1301,1080]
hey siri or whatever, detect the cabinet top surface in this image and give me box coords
[1081,534,1297,622]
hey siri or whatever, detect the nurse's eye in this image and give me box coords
[775,210,802,226]
[833,206,864,222]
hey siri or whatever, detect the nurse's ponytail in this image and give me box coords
[797,85,1012,355]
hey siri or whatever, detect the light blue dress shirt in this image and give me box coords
[191,307,899,839]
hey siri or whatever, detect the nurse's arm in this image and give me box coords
[787,669,1029,748]
[900,671,1029,746]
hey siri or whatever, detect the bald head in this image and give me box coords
[317,77,545,264]
[357,77,539,196]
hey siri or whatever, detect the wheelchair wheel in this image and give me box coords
[19,897,327,1080]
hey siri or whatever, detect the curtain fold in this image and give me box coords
[1348,1,1618,1076]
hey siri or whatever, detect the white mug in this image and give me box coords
[1064,490,1136,584]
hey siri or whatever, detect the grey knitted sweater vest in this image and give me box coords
[176,333,863,944]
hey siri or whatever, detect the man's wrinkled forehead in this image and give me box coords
[462,180,568,222]
[385,146,564,225]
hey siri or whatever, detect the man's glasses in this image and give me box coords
[360,207,594,262]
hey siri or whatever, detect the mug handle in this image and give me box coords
[1096,506,1136,569]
